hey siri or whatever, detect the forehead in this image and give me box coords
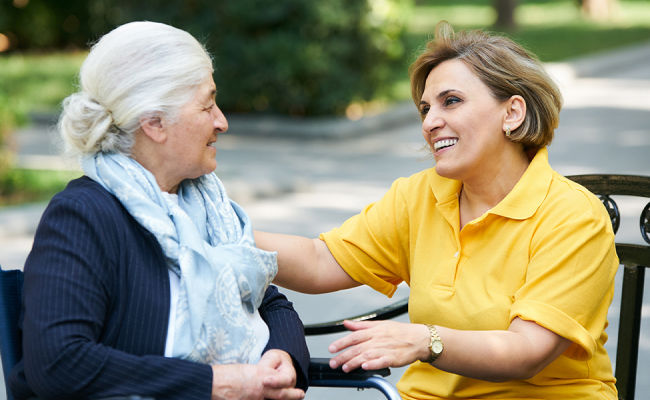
[423,59,487,94]
[194,75,216,100]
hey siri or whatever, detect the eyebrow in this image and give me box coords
[436,89,458,100]
[420,89,461,106]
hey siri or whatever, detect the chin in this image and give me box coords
[202,159,217,172]
[434,163,454,179]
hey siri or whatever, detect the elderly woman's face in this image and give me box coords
[163,75,228,182]
[418,59,510,182]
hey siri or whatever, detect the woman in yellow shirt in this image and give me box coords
[256,21,618,399]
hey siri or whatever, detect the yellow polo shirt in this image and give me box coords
[321,148,618,399]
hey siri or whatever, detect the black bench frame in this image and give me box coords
[569,175,649,400]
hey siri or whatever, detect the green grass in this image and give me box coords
[0,168,81,207]
[356,0,650,105]
[0,51,86,122]
[0,52,84,205]
[383,0,650,101]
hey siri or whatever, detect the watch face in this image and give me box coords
[432,341,444,354]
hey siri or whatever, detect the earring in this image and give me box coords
[504,126,511,137]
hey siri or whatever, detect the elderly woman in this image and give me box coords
[255,22,618,399]
[9,22,308,400]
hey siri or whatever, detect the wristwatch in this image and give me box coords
[425,324,444,363]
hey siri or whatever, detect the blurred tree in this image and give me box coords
[493,0,518,30]
[0,0,410,116]
[580,0,618,20]
[0,0,102,50]
[116,0,411,116]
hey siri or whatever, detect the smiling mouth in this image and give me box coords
[434,138,458,151]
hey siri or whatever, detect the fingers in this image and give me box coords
[259,349,301,400]
[262,370,295,389]
[262,387,305,400]
[328,320,376,353]
[260,349,297,388]
[211,361,304,400]
[328,320,429,372]
[328,322,383,372]
[259,349,284,369]
[329,344,388,372]
[343,319,379,331]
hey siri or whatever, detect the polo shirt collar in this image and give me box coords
[428,147,553,221]
[428,169,462,206]
[489,147,552,220]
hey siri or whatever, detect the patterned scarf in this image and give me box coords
[82,152,277,364]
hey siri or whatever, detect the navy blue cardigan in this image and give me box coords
[9,177,309,400]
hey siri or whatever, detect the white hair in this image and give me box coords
[59,21,213,157]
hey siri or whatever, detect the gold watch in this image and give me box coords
[425,324,444,363]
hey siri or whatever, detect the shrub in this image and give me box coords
[0,52,84,182]
[201,0,412,116]
[0,97,16,178]
[117,0,412,116]
[0,168,81,206]
[1,0,411,117]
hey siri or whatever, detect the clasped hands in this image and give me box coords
[211,349,304,400]
[328,320,430,373]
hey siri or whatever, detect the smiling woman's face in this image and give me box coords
[163,75,228,184]
[418,59,512,183]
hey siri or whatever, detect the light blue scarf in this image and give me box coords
[82,152,277,364]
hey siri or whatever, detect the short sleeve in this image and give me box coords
[320,178,411,297]
[510,191,618,360]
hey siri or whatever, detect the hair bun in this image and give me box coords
[58,92,117,156]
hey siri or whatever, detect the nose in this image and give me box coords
[421,109,444,138]
[212,105,229,133]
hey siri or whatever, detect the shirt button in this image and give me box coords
[454,251,459,258]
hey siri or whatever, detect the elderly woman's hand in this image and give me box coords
[211,350,304,400]
[328,320,430,372]
[258,349,304,399]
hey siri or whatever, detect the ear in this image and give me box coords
[139,116,166,144]
[503,95,526,131]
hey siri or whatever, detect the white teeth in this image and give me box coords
[434,138,458,151]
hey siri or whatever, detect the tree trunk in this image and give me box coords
[581,0,617,20]
[493,0,518,30]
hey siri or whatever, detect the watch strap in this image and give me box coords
[425,324,443,363]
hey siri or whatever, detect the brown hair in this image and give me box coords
[409,21,562,150]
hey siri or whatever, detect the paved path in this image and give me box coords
[1,40,649,399]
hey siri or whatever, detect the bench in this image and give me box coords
[568,174,650,400]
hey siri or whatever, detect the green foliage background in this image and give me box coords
[1,0,650,203]
[0,0,411,116]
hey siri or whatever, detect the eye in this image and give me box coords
[203,103,215,112]
[419,104,430,117]
[443,96,461,107]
